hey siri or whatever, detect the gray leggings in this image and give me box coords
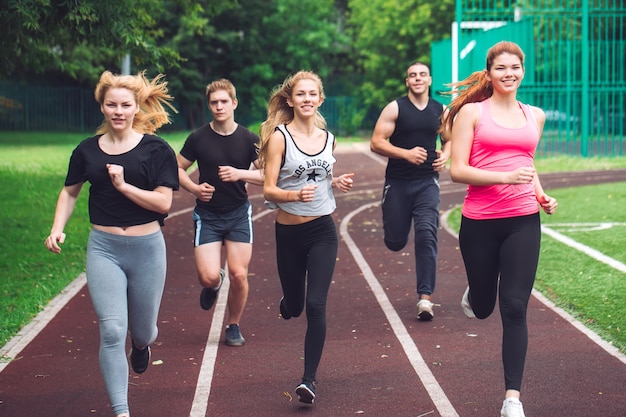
[86,228,167,416]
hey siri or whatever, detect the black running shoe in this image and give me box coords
[295,380,316,404]
[279,297,292,320]
[200,269,224,310]
[130,340,151,374]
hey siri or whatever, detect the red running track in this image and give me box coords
[1,143,625,417]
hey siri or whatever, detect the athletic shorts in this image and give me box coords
[192,201,253,246]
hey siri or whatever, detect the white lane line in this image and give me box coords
[189,269,230,417]
[539,225,626,364]
[188,208,274,417]
[0,203,268,377]
[547,222,626,232]
[0,205,202,371]
[530,290,626,365]
[340,201,459,417]
[442,207,626,365]
[541,225,626,274]
[0,273,86,371]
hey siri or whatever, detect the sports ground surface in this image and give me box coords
[1,143,625,416]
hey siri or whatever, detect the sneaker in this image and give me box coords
[461,286,476,319]
[279,297,292,320]
[130,339,151,374]
[501,397,525,417]
[200,268,225,310]
[225,324,245,346]
[416,299,434,321]
[295,380,316,404]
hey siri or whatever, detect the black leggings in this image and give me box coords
[275,215,338,382]
[459,213,541,392]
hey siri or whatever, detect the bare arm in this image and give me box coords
[331,172,355,193]
[263,131,316,203]
[177,153,216,202]
[370,101,428,165]
[433,108,451,172]
[530,106,558,214]
[44,183,83,254]
[218,160,264,186]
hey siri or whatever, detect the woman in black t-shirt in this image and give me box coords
[44,71,179,417]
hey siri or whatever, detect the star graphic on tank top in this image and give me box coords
[307,169,320,183]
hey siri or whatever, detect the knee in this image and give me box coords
[471,298,496,320]
[414,224,438,243]
[99,319,126,347]
[384,239,406,252]
[227,269,249,290]
[285,299,304,318]
[500,297,528,322]
[198,270,223,288]
[305,298,327,320]
[474,309,492,320]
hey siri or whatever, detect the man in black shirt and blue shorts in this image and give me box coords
[177,79,262,346]
[370,62,449,321]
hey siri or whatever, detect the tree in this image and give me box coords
[0,0,233,83]
[347,0,454,109]
[156,0,350,129]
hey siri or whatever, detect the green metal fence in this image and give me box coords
[0,82,102,132]
[432,0,625,157]
[0,81,368,137]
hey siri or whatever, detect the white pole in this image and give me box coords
[121,54,131,75]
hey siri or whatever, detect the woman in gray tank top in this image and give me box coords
[258,71,354,405]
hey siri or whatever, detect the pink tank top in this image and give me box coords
[462,99,540,220]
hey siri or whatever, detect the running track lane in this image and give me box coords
[1,145,625,416]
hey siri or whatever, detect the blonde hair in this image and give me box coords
[257,71,326,168]
[205,78,237,102]
[94,70,176,135]
[440,41,525,134]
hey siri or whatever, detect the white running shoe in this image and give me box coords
[461,286,476,319]
[416,299,434,321]
[501,397,526,417]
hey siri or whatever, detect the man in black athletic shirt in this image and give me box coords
[370,62,449,321]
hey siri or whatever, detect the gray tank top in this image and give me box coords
[265,124,337,216]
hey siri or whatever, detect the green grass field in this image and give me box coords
[1,131,626,356]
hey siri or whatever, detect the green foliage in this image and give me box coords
[347,0,454,108]
[1,0,457,130]
[155,0,351,129]
[0,0,235,83]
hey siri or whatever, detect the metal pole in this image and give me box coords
[452,0,463,85]
[121,54,131,75]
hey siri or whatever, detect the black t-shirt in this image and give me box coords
[65,134,179,226]
[386,96,444,180]
[179,124,259,213]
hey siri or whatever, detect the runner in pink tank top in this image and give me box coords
[442,41,558,417]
